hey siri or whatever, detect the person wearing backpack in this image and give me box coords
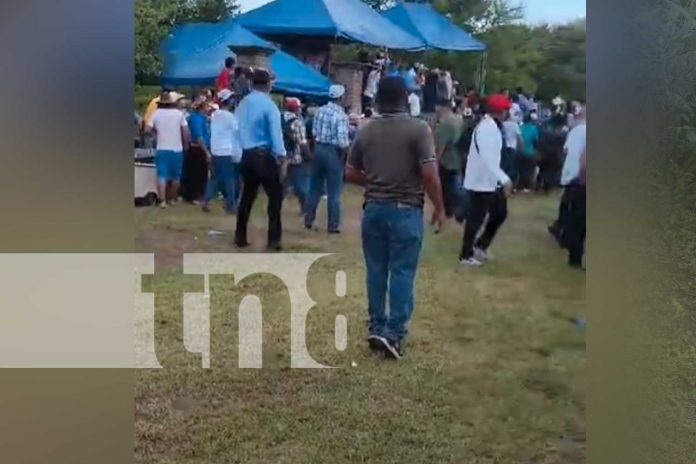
[459,95,514,267]
[282,97,312,215]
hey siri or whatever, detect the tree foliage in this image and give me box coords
[135,0,239,81]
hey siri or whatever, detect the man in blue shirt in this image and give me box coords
[234,69,288,251]
[183,99,211,204]
[304,84,350,234]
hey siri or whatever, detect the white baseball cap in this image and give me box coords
[329,84,346,99]
[217,88,234,102]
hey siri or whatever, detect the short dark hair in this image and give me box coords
[225,57,235,68]
[375,76,408,112]
[252,68,272,86]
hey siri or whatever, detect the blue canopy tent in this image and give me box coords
[382,2,486,52]
[160,23,333,97]
[237,0,425,50]
[383,2,488,92]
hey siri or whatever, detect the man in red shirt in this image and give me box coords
[216,57,236,93]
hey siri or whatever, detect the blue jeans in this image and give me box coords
[361,201,424,342]
[205,156,238,212]
[305,143,344,231]
[286,163,310,213]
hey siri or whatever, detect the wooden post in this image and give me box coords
[330,61,363,115]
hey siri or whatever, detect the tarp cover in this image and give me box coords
[161,23,333,97]
[382,2,486,52]
[238,0,425,50]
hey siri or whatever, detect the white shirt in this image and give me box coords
[364,69,380,98]
[210,109,242,162]
[149,108,187,151]
[408,93,421,117]
[464,115,511,192]
[443,72,454,100]
[502,120,521,149]
[509,103,523,124]
[561,122,586,186]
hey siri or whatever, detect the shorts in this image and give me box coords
[155,150,183,181]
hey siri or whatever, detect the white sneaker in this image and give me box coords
[159,201,169,209]
[321,195,328,201]
[473,247,494,262]
[459,257,483,267]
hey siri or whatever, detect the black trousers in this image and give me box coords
[563,185,586,265]
[459,190,508,260]
[235,149,284,245]
[439,167,461,218]
[181,145,209,202]
[549,186,574,247]
[516,155,536,190]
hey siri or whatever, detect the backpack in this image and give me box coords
[282,116,298,154]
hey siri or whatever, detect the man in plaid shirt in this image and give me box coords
[283,97,311,215]
[305,85,351,234]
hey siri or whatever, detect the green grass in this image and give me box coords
[135,187,585,463]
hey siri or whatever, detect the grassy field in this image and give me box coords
[135,186,585,464]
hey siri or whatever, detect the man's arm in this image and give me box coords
[180,115,190,150]
[345,163,367,186]
[345,135,366,185]
[415,124,445,228]
[268,105,287,159]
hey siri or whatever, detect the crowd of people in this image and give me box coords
[138,57,586,359]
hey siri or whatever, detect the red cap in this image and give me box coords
[285,97,301,112]
[486,94,512,113]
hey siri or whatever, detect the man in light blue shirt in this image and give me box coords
[234,69,288,251]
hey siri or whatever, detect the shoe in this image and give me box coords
[382,339,403,360]
[321,195,328,201]
[459,257,484,267]
[266,242,283,252]
[473,247,494,262]
[327,229,341,235]
[234,239,250,249]
[304,224,318,232]
[159,201,169,209]
[201,204,211,213]
[366,334,388,353]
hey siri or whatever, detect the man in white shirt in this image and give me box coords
[363,63,381,109]
[549,108,587,244]
[459,94,514,267]
[146,91,190,208]
[202,89,242,214]
[408,92,421,117]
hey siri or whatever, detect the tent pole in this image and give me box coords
[477,52,487,95]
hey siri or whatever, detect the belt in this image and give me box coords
[243,146,271,156]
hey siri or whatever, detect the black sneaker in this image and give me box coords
[366,335,388,353]
[328,229,341,235]
[266,242,283,252]
[234,239,250,249]
[382,339,403,360]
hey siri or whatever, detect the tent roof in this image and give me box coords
[237,0,425,50]
[382,2,486,52]
[162,22,273,55]
[161,23,332,97]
